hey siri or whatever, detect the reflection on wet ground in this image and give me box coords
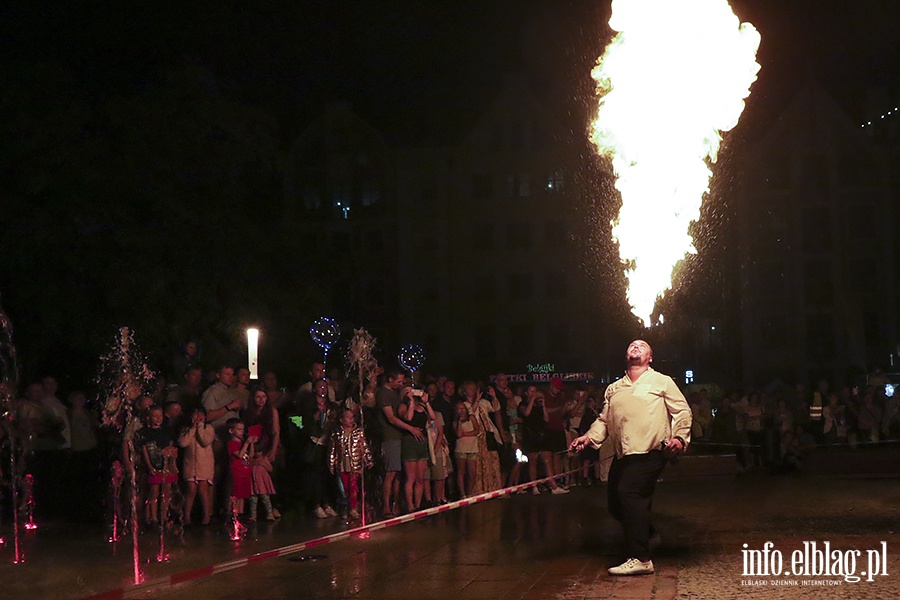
[3,461,900,599]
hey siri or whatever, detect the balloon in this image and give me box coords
[310,317,341,351]
[398,344,425,373]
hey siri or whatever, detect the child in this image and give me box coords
[179,408,215,526]
[454,401,481,498]
[329,409,373,520]
[226,417,256,521]
[136,404,178,528]
[248,424,280,522]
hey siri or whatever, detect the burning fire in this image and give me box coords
[590,0,760,326]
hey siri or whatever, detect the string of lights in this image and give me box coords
[861,105,899,128]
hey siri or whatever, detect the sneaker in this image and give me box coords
[531,487,541,495]
[314,506,328,519]
[324,505,338,517]
[550,486,570,495]
[349,508,359,519]
[608,558,654,576]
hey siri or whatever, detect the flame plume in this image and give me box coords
[590,0,760,326]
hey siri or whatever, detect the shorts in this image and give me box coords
[455,450,478,460]
[401,437,430,462]
[382,438,402,472]
[184,476,213,485]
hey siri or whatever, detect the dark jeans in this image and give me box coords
[607,450,667,562]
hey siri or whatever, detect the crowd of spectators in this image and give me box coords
[8,342,900,528]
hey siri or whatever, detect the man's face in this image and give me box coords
[149,408,164,427]
[186,368,202,387]
[315,380,329,397]
[496,375,509,390]
[185,342,197,356]
[626,340,653,366]
[237,368,251,385]
[42,377,58,397]
[310,363,325,381]
[443,380,456,397]
[166,404,182,419]
[218,368,236,387]
[263,372,277,389]
[26,383,44,402]
[387,374,406,390]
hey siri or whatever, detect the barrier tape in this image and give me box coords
[77,465,586,600]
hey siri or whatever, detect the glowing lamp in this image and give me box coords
[247,328,259,379]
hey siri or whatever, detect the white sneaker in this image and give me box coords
[608,558,654,576]
[550,486,570,495]
[314,506,328,519]
[324,505,338,517]
[531,487,541,495]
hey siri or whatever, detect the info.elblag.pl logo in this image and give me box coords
[741,541,889,585]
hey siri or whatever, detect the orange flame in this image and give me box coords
[590,0,760,326]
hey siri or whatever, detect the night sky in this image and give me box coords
[1,0,899,388]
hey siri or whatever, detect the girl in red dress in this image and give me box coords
[226,418,256,518]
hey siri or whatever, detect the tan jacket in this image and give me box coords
[179,424,216,481]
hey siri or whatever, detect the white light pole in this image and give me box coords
[247,328,259,379]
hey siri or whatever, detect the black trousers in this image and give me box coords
[607,450,667,561]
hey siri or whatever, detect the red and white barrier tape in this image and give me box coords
[78,467,585,600]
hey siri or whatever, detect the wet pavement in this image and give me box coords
[2,453,900,600]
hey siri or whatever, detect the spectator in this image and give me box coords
[201,365,243,516]
[399,386,436,512]
[856,391,882,443]
[179,408,215,526]
[262,371,286,409]
[377,369,422,517]
[67,391,101,520]
[234,367,252,408]
[172,340,200,382]
[243,388,280,460]
[298,363,335,403]
[136,405,178,527]
[201,366,242,436]
[303,379,338,519]
[461,382,502,495]
[454,401,480,497]
[168,366,204,415]
[544,378,569,487]
[519,385,567,495]
[226,418,255,522]
[329,408,374,520]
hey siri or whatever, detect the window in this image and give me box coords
[506,173,530,199]
[361,180,380,206]
[547,171,565,193]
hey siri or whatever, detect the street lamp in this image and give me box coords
[247,328,259,380]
